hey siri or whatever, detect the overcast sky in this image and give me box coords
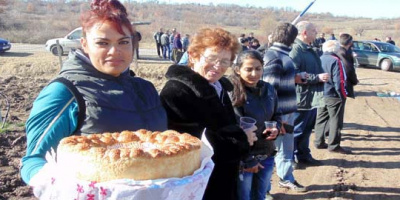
[158,0,400,19]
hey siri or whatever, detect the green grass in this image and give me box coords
[0,122,25,134]
[0,123,11,134]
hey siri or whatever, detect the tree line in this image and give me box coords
[0,0,399,44]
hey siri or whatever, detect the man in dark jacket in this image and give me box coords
[153,28,164,58]
[314,40,351,154]
[289,21,328,168]
[263,22,307,192]
[337,33,358,99]
[313,33,326,56]
[386,36,395,46]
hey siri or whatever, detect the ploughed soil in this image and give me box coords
[1,49,400,200]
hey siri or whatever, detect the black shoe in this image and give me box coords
[329,147,352,154]
[315,143,328,149]
[298,157,322,166]
[292,161,306,170]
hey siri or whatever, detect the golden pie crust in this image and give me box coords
[57,129,202,182]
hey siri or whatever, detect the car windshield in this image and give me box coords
[68,29,82,40]
[375,43,400,53]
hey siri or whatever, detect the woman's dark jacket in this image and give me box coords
[160,65,250,200]
[232,81,282,169]
[59,50,167,134]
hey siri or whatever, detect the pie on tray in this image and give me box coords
[57,129,202,182]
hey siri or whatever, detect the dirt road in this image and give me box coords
[0,50,400,199]
[271,67,400,199]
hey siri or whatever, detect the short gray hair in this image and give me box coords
[296,21,313,35]
[322,40,340,53]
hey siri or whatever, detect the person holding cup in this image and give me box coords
[160,28,256,200]
[229,50,281,200]
[262,23,307,192]
[289,21,326,168]
[239,117,258,146]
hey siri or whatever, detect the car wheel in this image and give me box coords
[380,59,393,71]
[50,45,63,56]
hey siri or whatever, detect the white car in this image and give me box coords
[45,27,82,56]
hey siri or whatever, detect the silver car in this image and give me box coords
[45,27,82,56]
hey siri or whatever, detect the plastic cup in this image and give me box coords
[264,121,277,129]
[264,121,277,138]
[240,117,256,129]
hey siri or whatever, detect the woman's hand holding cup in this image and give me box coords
[240,117,258,146]
[263,121,278,140]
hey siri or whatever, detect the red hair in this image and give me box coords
[187,28,240,67]
[81,0,134,37]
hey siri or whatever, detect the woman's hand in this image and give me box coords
[243,163,264,173]
[243,125,257,146]
[263,127,278,140]
[280,125,287,135]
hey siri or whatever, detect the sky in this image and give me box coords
[157,0,400,19]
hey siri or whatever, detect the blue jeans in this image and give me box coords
[275,113,295,183]
[162,45,170,59]
[238,156,274,200]
[275,113,295,182]
[293,109,317,161]
[169,43,174,60]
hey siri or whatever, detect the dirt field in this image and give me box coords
[0,49,400,200]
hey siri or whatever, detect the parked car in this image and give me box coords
[45,27,82,56]
[45,22,150,56]
[352,40,400,71]
[0,38,11,53]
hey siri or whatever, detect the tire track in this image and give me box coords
[363,98,390,127]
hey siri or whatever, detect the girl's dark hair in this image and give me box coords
[81,0,134,37]
[229,50,264,107]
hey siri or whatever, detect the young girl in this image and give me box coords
[229,50,282,200]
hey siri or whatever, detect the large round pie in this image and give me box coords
[57,129,202,182]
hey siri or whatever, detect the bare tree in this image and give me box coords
[352,25,366,37]
[0,0,8,14]
[259,17,278,35]
[321,27,334,35]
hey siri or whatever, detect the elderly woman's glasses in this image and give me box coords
[201,55,232,68]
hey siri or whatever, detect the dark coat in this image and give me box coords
[337,47,358,98]
[232,81,282,169]
[59,50,167,134]
[320,52,346,101]
[160,65,250,200]
[290,39,324,109]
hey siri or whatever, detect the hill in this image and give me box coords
[0,0,399,45]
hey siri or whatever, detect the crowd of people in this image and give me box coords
[20,0,390,200]
[153,27,189,63]
[153,21,364,199]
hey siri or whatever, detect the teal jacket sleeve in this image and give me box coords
[20,82,79,184]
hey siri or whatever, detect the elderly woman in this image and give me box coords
[21,0,167,185]
[160,28,256,200]
[314,40,351,154]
